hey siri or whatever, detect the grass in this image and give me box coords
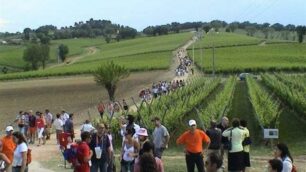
[192,43,306,73]
[0,38,106,68]
[193,32,262,48]
[229,79,306,155]
[0,32,192,80]
[0,45,26,68]
[0,51,173,80]
[79,32,193,63]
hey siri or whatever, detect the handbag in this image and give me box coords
[224,129,232,150]
[242,136,252,146]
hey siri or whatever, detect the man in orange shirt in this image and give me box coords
[0,126,16,172]
[177,119,211,172]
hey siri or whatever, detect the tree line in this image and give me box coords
[142,20,306,43]
[22,18,137,44]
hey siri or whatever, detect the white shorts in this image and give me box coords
[37,128,44,138]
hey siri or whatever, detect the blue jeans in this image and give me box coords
[90,160,108,172]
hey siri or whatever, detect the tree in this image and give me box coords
[23,44,41,70]
[296,26,306,43]
[23,28,31,40]
[245,26,256,36]
[58,44,69,62]
[40,44,50,69]
[93,61,130,101]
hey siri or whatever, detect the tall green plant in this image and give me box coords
[94,61,130,101]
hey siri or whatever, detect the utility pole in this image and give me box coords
[192,44,195,65]
[57,46,60,64]
[200,47,203,73]
[212,45,215,77]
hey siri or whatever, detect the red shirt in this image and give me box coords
[75,142,90,172]
[36,118,45,129]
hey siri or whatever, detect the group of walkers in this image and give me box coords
[139,80,186,101]
[176,117,296,172]
[60,114,170,172]
[175,49,192,77]
[0,110,297,172]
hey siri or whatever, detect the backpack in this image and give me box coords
[206,128,222,150]
[63,143,80,167]
[27,148,32,165]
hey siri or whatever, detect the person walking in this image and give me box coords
[80,120,95,134]
[0,140,11,172]
[222,118,247,172]
[205,153,223,172]
[136,128,149,156]
[15,111,25,135]
[44,109,53,140]
[53,113,64,144]
[217,117,229,162]
[120,128,139,172]
[120,115,140,141]
[151,117,170,159]
[0,126,16,172]
[36,112,46,146]
[240,120,251,172]
[75,131,93,172]
[274,143,294,172]
[268,159,283,172]
[28,110,36,144]
[64,113,75,140]
[176,119,211,172]
[12,132,28,172]
[134,141,164,172]
[123,99,129,112]
[206,120,222,157]
[89,123,111,172]
[97,101,105,119]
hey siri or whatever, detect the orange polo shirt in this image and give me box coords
[1,136,16,162]
[176,129,210,153]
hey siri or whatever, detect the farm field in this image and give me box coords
[193,32,263,48]
[0,38,106,69]
[0,32,192,80]
[191,43,306,73]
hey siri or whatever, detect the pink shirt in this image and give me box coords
[133,156,164,172]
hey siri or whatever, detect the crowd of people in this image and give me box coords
[138,80,186,101]
[0,109,297,172]
[175,49,192,77]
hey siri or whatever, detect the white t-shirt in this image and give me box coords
[282,157,293,172]
[12,142,28,167]
[80,123,95,133]
[53,118,64,130]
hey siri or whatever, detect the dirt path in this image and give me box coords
[48,46,98,69]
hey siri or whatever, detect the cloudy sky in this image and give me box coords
[0,0,305,32]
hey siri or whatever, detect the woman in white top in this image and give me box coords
[12,132,28,172]
[274,143,293,172]
[120,128,139,172]
[222,118,247,172]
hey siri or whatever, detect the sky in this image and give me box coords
[0,0,305,32]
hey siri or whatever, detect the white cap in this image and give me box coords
[5,126,14,132]
[136,128,148,136]
[189,120,197,126]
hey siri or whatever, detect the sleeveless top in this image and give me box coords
[123,142,135,162]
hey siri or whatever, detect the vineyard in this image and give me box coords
[120,73,306,152]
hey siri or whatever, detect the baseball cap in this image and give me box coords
[189,119,197,126]
[5,126,14,132]
[136,128,148,136]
